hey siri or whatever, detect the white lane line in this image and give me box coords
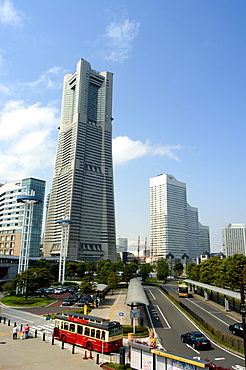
[156,305,171,329]
[188,300,229,325]
[148,289,156,300]
[186,343,200,354]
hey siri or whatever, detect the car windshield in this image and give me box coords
[194,334,207,340]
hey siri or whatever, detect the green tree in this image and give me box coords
[12,268,54,294]
[77,262,87,279]
[99,261,114,284]
[86,262,97,278]
[66,261,77,277]
[107,271,120,293]
[113,260,125,273]
[199,256,222,284]
[37,258,50,269]
[156,259,169,280]
[186,263,197,280]
[174,262,183,276]
[218,254,246,290]
[122,262,138,282]
[139,263,153,281]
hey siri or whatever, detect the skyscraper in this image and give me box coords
[43,59,116,263]
[0,177,45,257]
[222,223,246,257]
[149,174,210,263]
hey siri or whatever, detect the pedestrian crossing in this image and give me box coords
[30,322,54,338]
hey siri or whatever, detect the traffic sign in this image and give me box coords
[130,309,140,319]
[119,312,124,316]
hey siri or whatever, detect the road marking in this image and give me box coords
[2,313,35,324]
[156,305,171,329]
[188,299,229,325]
[214,358,226,361]
[148,289,156,300]
[186,343,200,354]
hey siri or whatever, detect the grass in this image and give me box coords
[1,295,55,307]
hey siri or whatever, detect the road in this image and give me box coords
[144,285,245,369]
[164,281,241,337]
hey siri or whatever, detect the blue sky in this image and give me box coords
[0,1,245,252]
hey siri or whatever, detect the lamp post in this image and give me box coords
[56,218,73,285]
[16,191,42,294]
[240,281,246,369]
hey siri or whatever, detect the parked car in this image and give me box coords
[229,323,244,337]
[62,298,73,306]
[78,298,88,307]
[45,288,55,294]
[69,294,79,302]
[54,288,63,294]
[180,331,211,350]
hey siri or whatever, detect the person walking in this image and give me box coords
[24,324,30,339]
[12,324,19,340]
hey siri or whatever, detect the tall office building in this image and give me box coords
[0,178,45,257]
[43,59,116,263]
[116,237,128,253]
[222,223,246,257]
[149,174,210,263]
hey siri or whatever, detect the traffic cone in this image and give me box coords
[89,350,93,359]
[83,351,88,359]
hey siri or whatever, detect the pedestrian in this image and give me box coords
[24,324,30,339]
[12,324,19,340]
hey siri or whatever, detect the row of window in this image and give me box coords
[57,321,106,340]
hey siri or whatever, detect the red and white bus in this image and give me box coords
[53,311,123,353]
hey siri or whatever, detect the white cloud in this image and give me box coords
[21,67,63,91]
[112,136,181,166]
[0,0,24,27]
[105,19,140,62]
[0,100,59,181]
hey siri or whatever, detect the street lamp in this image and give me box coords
[56,218,73,285]
[16,191,42,294]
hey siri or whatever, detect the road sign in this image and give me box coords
[130,309,140,319]
[119,312,124,316]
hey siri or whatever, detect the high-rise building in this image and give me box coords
[43,59,116,263]
[222,223,246,257]
[116,237,128,253]
[149,174,210,263]
[0,178,45,257]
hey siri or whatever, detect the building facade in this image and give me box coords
[149,174,210,263]
[0,178,45,257]
[116,237,128,253]
[222,223,246,257]
[43,59,116,263]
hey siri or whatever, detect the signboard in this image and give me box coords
[131,347,141,370]
[130,309,140,319]
[119,312,124,316]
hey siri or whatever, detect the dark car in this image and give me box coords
[69,294,79,302]
[78,298,88,307]
[181,331,211,350]
[62,298,73,306]
[229,323,243,337]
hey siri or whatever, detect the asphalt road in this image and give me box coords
[144,285,245,369]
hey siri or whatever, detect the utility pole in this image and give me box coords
[240,281,246,369]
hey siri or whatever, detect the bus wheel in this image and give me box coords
[61,334,66,343]
[86,341,93,351]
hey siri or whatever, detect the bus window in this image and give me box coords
[61,322,64,329]
[84,327,90,336]
[96,330,101,339]
[64,323,69,331]
[70,324,75,332]
[91,329,95,338]
[102,331,105,340]
[77,325,83,335]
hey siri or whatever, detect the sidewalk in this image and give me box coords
[0,289,134,370]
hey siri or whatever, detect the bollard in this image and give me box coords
[43,332,45,341]
[0,316,2,323]
[62,341,65,349]
[72,344,75,354]
[52,337,55,345]
[20,324,23,331]
[3,317,6,324]
[8,319,10,326]
[96,353,100,364]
